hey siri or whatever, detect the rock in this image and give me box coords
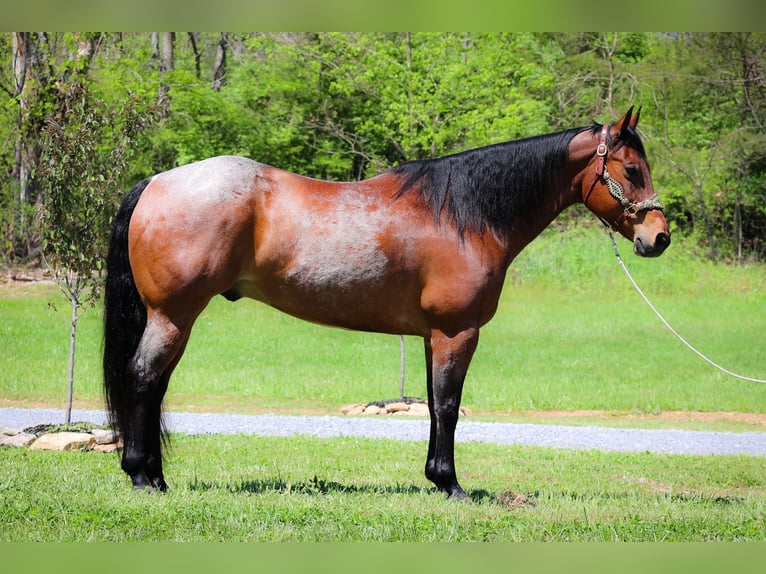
[363,404,385,415]
[93,439,122,454]
[341,403,366,416]
[1,433,37,447]
[2,427,22,436]
[29,432,96,451]
[385,402,410,413]
[90,428,118,445]
[404,403,429,416]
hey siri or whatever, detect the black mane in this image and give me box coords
[391,124,644,236]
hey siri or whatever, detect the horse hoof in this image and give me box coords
[131,472,167,492]
[446,489,469,501]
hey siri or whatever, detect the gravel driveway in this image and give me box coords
[2,407,764,456]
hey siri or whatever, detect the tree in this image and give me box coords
[644,33,766,261]
[40,78,157,423]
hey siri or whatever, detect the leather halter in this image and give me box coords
[585,125,663,230]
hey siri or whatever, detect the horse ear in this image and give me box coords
[611,106,635,142]
[631,106,641,128]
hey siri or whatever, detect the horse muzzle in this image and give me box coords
[634,230,670,258]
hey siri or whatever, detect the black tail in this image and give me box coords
[103,179,150,441]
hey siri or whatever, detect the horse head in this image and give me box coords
[581,107,670,258]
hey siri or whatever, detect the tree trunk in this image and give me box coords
[188,32,201,79]
[158,32,175,114]
[12,33,30,204]
[212,32,228,90]
[601,32,618,116]
[160,32,174,76]
[66,290,79,425]
[735,193,743,262]
[695,181,718,262]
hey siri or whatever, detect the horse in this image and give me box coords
[103,107,669,499]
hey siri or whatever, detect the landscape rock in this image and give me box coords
[2,427,22,436]
[90,428,118,445]
[341,400,459,417]
[384,402,410,413]
[30,432,96,451]
[1,432,37,447]
[404,403,429,416]
[93,439,122,454]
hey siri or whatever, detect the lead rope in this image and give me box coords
[607,229,766,384]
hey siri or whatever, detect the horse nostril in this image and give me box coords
[655,232,670,251]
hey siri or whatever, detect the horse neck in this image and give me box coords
[493,129,592,261]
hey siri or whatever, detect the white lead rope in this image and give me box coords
[608,230,766,384]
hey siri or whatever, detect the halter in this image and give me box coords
[586,125,663,229]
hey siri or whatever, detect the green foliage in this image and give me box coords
[0,184,38,263]
[40,79,156,306]
[36,73,158,422]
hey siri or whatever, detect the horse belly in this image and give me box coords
[248,238,423,335]
[243,187,427,334]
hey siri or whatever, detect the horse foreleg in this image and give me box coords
[423,327,479,499]
[122,312,191,491]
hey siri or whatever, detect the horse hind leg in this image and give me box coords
[121,311,192,491]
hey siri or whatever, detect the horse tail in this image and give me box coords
[103,178,150,440]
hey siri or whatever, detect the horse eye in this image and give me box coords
[625,165,639,178]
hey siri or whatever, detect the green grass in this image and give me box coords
[1,433,764,541]
[2,227,765,421]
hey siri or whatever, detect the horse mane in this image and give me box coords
[391,123,645,236]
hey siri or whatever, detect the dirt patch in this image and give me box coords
[0,269,56,297]
[1,267,51,284]
[519,409,766,427]
[496,489,536,510]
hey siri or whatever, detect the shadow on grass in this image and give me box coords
[189,475,428,497]
[188,474,512,504]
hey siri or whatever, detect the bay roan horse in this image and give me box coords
[103,107,669,498]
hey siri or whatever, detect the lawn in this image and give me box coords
[1,433,764,541]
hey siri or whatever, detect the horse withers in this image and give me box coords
[103,107,669,498]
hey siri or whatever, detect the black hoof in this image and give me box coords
[444,486,468,500]
[131,472,167,492]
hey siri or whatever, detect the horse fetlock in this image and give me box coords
[425,459,459,490]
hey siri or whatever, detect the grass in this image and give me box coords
[1,433,764,541]
[2,227,765,424]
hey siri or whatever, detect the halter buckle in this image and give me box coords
[596,143,608,157]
